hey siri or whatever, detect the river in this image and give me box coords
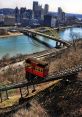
[59,27,82,41]
[0,27,82,59]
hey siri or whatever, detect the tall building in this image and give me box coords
[0,14,4,26]
[33,1,42,20]
[20,7,26,22]
[25,9,32,19]
[62,12,65,22]
[58,7,62,21]
[0,14,4,22]
[58,7,62,15]
[14,7,19,23]
[44,14,57,27]
[44,4,49,15]
[35,5,42,19]
[33,1,38,11]
[58,7,65,23]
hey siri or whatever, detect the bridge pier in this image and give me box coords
[26,32,36,38]
[31,33,36,38]
[28,32,32,36]
[56,41,64,48]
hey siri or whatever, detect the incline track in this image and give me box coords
[0,64,82,92]
[0,63,82,115]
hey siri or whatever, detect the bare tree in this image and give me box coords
[70,32,80,51]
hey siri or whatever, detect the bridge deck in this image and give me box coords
[22,29,70,47]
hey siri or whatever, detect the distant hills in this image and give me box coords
[0,8,14,15]
[49,11,82,19]
[66,13,82,18]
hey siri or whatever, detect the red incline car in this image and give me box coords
[25,58,49,78]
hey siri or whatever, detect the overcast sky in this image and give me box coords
[0,0,82,14]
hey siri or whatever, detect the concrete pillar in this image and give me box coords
[61,43,64,47]
[56,41,58,48]
[56,42,62,48]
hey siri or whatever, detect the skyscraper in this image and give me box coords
[15,7,19,23]
[20,7,26,22]
[44,4,49,15]
[58,7,62,17]
[33,1,42,20]
[58,7,65,23]
[33,1,38,11]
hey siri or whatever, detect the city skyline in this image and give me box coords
[0,0,82,14]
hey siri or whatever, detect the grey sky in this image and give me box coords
[0,0,82,14]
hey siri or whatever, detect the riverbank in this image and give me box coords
[0,32,23,38]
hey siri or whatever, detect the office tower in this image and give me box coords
[44,14,57,27]
[58,7,65,23]
[44,4,49,15]
[33,1,38,11]
[33,1,42,20]
[20,7,26,22]
[15,7,19,23]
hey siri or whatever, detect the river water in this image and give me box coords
[0,35,49,59]
[59,27,82,41]
[0,27,82,59]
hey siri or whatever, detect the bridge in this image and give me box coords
[54,25,75,30]
[0,64,82,102]
[20,28,70,47]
